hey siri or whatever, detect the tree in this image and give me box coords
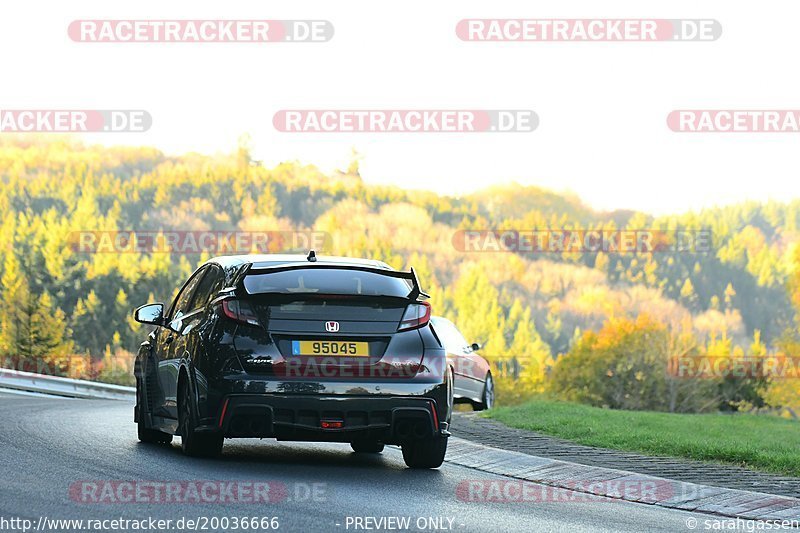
[1,136,798,392]
[680,278,698,310]
[549,315,714,412]
[450,264,506,357]
[71,290,106,356]
[506,305,552,399]
[724,283,736,310]
[0,253,72,374]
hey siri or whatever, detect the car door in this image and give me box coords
[158,267,208,419]
[452,327,491,400]
[436,318,486,401]
[169,264,224,413]
[432,318,471,399]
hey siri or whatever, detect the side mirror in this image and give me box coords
[134,303,164,326]
[471,342,482,352]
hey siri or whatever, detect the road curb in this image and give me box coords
[446,437,800,521]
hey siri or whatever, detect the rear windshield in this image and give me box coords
[243,268,412,298]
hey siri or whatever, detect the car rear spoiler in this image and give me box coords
[233,263,430,301]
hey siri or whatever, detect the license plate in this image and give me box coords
[291,340,370,357]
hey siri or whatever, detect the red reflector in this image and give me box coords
[321,419,344,429]
[218,398,230,429]
[430,401,439,428]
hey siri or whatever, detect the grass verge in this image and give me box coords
[484,398,800,477]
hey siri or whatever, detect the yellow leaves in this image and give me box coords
[679,279,698,309]
[790,244,800,318]
[694,309,745,341]
[1,138,799,397]
[572,286,619,318]
[724,282,737,306]
[592,314,664,351]
[594,251,609,272]
[763,379,800,416]
[82,290,101,313]
[680,278,695,299]
[750,330,767,357]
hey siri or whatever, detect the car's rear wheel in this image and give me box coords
[350,440,385,453]
[401,436,448,468]
[136,379,172,444]
[178,378,223,458]
[473,373,495,411]
[401,367,451,469]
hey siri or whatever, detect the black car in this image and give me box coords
[133,253,453,468]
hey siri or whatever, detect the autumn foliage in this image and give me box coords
[0,137,798,414]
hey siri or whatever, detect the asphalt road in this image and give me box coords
[0,393,719,533]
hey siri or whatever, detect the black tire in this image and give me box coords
[401,366,452,468]
[350,440,385,453]
[401,436,448,469]
[473,373,495,411]
[136,379,172,444]
[178,378,223,458]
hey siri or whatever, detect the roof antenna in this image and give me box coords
[307,250,317,262]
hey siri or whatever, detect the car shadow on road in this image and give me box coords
[134,439,447,479]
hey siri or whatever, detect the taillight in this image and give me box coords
[220,298,261,327]
[398,301,431,331]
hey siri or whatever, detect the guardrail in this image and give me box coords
[0,368,135,401]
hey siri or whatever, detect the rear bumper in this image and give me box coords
[209,394,448,444]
